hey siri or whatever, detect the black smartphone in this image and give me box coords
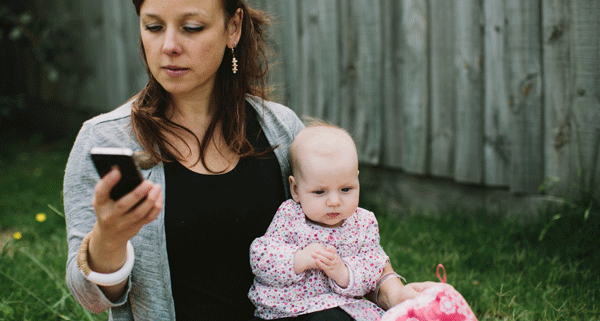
[90,147,144,201]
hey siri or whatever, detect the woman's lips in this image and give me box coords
[163,66,189,78]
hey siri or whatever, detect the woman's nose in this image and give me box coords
[162,28,182,55]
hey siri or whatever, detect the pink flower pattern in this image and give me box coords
[380,283,477,321]
[249,199,389,320]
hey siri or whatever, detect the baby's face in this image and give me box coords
[291,154,359,228]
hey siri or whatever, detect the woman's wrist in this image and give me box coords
[78,231,134,286]
[375,272,407,310]
[87,224,129,273]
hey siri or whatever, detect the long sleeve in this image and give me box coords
[250,200,305,287]
[63,120,133,314]
[331,209,389,298]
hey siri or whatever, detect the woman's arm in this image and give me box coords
[369,263,438,310]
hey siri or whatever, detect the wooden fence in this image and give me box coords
[23,0,600,200]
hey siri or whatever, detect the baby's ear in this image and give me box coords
[289,175,300,202]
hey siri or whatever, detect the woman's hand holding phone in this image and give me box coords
[87,163,163,301]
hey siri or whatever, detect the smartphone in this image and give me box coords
[90,147,144,201]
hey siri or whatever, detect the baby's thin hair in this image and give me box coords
[301,116,343,131]
[290,117,354,177]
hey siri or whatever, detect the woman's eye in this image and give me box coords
[144,25,162,32]
[183,25,204,33]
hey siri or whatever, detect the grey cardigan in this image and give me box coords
[64,96,304,320]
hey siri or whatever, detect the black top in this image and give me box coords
[164,104,286,320]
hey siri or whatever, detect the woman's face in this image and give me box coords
[139,0,238,99]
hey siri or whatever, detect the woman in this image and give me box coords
[64,0,434,319]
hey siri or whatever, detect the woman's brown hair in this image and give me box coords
[130,0,271,172]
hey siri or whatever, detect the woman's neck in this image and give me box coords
[168,92,214,135]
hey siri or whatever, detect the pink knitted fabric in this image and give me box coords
[379,265,477,321]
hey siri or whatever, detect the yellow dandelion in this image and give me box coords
[36,213,47,222]
[13,232,22,240]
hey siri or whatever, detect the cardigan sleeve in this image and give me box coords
[250,200,305,287]
[331,210,389,298]
[63,120,133,313]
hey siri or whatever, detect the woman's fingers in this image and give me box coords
[126,184,163,225]
[92,167,121,207]
[409,281,438,293]
[113,180,154,213]
[126,184,162,227]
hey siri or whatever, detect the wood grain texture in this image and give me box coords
[399,0,429,174]
[454,0,484,184]
[484,0,510,186]
[429,0,456,178]
[505,0,544,194]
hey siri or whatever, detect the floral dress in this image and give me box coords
[249,199,389,320]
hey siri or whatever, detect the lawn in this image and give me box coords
[0,130,598,320]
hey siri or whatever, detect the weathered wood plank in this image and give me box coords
[351,0,382,164]
[454,0,484,184]
[571,0,600,199]
[483,0,510,186]
[399,0,428,174]
[542,0,577,197]
[269,0,299,108]
[76,0,108,111]
[337,1,355,134]
[296,0,340,124]
[101,0,143,110]
[381,0,403,168]
[429,0,456,178]
[505,0,544,194]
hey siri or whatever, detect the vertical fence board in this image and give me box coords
[571,0,600,198]
[337,1,355,133]
[270,0,300,109]
[454,0,484,184]
[542,0,577,197]
[399,0,428,174]
[483,0,510,186]
[76,0,107,111]
[429,0,456,178]
[351,0,382,164]
[296,0,339,123]
[381,0,403,168]
[506,0,544,194]
[101,0,143,110]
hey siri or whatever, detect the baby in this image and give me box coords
[249,121,389,320]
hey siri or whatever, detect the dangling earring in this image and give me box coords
[231,47,238,74]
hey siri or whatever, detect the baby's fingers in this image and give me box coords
[313,252,337,268]
[313,248,336,261]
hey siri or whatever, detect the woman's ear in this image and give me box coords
[228,8,243,48]
[289,175,300,203]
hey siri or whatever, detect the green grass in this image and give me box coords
[365,197,600,320]
[0,131,598,320]
[0,131,108,320]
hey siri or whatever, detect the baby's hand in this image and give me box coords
[293,243,326,274]
[313,245,349,288]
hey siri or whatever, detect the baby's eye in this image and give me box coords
[341,188,352,192]
[313,190,325,195]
